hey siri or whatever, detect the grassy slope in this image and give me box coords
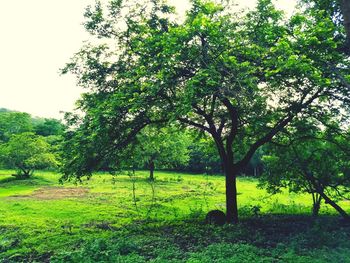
[0,170,350,262]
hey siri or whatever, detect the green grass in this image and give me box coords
[0,170,350,262]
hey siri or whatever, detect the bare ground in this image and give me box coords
[8,187,90,200]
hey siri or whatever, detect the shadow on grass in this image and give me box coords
[71,214,350,250]
[0,175,18,184]
[3,214,350,262]
[0,175,54,186]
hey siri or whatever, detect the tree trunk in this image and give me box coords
[149,160,155,181]
[319,191,349,219]
[225,164,239,224]
[307,173,349,219]
[16,167,32,179]
[312,193,321,217]
[340,0,350,51]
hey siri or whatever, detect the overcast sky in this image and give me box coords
[0,0,296,119]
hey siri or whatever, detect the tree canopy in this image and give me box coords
[0,132,59,178]
[301,0,350,54]
[0,111,33,142]
[34,118,65,137]
[62,0,350,223]
[260,119,350,218]
[131,126,190,180]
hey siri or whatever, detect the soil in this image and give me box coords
[9,187,90,200]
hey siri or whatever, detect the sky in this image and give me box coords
[0,0,296,119]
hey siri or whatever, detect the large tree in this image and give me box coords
[62,0,350,223]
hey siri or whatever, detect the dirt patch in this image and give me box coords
[9,187,90,200]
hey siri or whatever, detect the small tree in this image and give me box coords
[0,132,58,178]
[187,135,222,174]
[260,120,350,218]
[132,126,190,180]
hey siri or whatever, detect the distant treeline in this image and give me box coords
[0,108,263,176]
[0,108,64,141]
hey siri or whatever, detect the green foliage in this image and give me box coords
[51,239,144,263]
[34,118,64,137]
[132,125,191,171]
[0,133,59,177]
[0,110,64,169]
[0,111,33,142]
[62,0,349,177]
[188,243,271,262]
[187,135,221,174]
[299,0,343,29]
[259,119,350,216]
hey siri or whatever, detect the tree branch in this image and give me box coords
[193,104,218,134]
[178,117,211,133]
[332,67,350,89]
[236,114,294,170]
[221,98,238,159]
[236,88,324,170]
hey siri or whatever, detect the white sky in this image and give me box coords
[0,0,296,119]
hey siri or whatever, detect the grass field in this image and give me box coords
[1,169,350,262]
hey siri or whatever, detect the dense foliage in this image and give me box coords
[34,118,65,137]
[301,0,350,54]
[0,111,33,142]
[260,119,350,218]
[0,109,64,140]
[62,0,350,222]
[132,126,191,179]
[0,133,58,178]
[0,109,64,176]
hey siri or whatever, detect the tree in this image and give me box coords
[186,135,222,174]
[260,120,350,218]
[62,0,350,223]
[131,126,190,180]
[0,132,58,178]
[0,111,33,142]
[34,118,65,137]
[300,0,350,54]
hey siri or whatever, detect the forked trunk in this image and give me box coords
[15,168,32,179]
[312,193,322,217]
[308,174,349,220]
